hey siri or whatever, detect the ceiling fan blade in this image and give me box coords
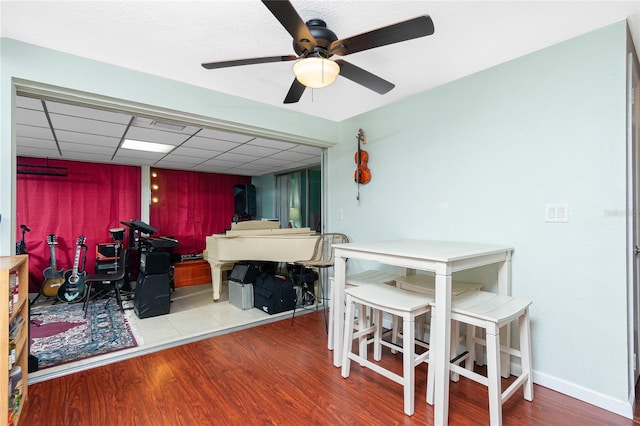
[335,60,395,94]
[262,0,316,52]
[283,78,306,104]
[202,55,297,70]
[330,15,434,56]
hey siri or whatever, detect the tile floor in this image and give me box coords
[28,281,313,384]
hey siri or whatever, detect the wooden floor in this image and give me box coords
[19,310,640,425]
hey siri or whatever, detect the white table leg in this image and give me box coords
[433,267,452,425]
[333,255,347,366]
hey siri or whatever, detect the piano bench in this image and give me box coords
[173,260,212,288]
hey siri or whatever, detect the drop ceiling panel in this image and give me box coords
[198,128,254,143]
[234,163,277,172]
[251,157,292,167]
[214,152,260,163]
[227,166,271,176]
[170,146,222,158]
[62,152,114,163]
[17,146,61,158]
[269,151,317,162]
[249,138,298,150]
[154,161,201,170]
[58,141,117,156]
[155,154,204,165]
[184,136,241,151]
[48,114,128,137]
[230,144,281,157]
[15,96,44,110]
[16,124,53,140]
[15,108,49,128]
[45,101,133,124]
[15,136,54,149]
[55,129,121,147]
[201,158,243,168]
[291,145,323,155]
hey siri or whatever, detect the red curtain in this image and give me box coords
[16,157,141,292]
[149,168,251,255]
[16,159,250,293]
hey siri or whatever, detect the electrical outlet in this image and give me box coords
[337,209,344,220]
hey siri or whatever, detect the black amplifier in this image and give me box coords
[140,252,171,275]
[96,243,118,261]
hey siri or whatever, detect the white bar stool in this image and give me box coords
[393,274,483,354]
[328,270,402,350]
[426,290,533,426]
[341,284,433,416]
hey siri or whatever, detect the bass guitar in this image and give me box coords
[41,234,65,298]
[58,236,87,303]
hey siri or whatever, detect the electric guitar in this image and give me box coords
[58,236,87,303]
[41,234,65,297]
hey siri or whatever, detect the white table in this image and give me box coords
[332,240,513,425]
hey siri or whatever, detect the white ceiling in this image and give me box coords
[3,1,640,175]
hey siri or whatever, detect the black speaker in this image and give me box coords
[134,272,171,319]
[229,263,258,284]
[140,252,171,275]
[234,183,256,217]
[96,243,118,260]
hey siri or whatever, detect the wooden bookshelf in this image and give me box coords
[0,255,29,425]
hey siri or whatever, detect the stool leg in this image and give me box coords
[486,323,503,426]
[358,304,368,363]
[391,315,400,354]
[373,308,383,361]
[416,314,427,344]
[327,279,334,350]
[403,313,416,415]
[520,309,534,401]
[426,307,436,405]
[450,320,460,382]
[341,295,356,378]
[465,324,477,372]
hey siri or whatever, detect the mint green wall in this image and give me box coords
[329,21,629,413]
[0,38,336,253]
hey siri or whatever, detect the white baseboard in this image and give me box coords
[532,369,633,420]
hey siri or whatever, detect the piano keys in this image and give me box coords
[204,221,319,301]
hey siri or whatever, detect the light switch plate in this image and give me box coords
[546,203,568,223]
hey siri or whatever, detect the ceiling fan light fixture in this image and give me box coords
[293,57,339,89]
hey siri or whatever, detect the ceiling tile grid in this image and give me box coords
[15,96,321,176]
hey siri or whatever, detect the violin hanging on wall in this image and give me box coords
[354,128,370,202]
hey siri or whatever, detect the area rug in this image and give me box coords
[29,299,139,369]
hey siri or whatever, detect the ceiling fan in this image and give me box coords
[201,0,435,104]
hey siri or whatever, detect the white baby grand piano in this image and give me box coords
[204,220,319,301]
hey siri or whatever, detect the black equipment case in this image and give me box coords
[253,272,295,314]
[229,263,258,284]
